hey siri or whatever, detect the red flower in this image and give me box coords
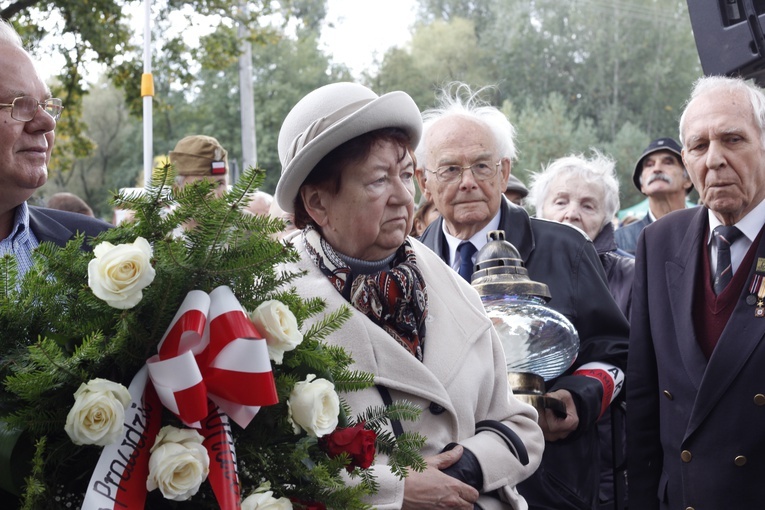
[289,499,327,510]
[319,422,377,471]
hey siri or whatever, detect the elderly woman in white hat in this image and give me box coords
[274,82,543,510]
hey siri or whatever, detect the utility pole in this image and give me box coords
[238,1,257,182]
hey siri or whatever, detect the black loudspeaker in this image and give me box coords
[687,0,765,84]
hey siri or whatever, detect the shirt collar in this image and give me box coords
[442,208,502,266]
[706,198,765,245]
[646,206,657,223]
[5,202,31,243]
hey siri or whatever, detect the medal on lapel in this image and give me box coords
[749,271,765,317]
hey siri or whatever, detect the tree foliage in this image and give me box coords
[379,0,702,210]
[10,0,342,218]
[508,92,599,181]
[7,0,705,216]
[43,78,142,218]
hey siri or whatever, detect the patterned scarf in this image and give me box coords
[302,225,428,360]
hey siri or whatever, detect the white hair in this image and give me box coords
[527,150,620,230]
[415,82,517,166]
[0,20,23,48]
[679,75,765,147]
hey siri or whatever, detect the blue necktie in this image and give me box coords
[713,225,743,294]
[457,241,477,282]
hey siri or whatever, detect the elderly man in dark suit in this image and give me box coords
[0,20,110,503]
[0,20,109,281]
[627,75,765,509]
[614,137,694,254]
[416,82,629,510]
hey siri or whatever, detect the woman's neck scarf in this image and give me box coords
[302,225,428,361]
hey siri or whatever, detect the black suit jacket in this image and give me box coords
[28,206,112,247]
[627,205,765,509]
[593,222,635,319]
[420,199,629,510]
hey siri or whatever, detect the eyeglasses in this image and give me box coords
[0,96,64,122]
[426,161,500,183]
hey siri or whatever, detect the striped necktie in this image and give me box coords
[713,225,743,294]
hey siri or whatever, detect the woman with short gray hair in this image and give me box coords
[527,151,634,317]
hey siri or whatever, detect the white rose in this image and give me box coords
[88,237,156,309]
[241,483,293,510]
[64,378,131,446]
[250,300,303,364]
[287,374,339,437]
[147,425,209,501]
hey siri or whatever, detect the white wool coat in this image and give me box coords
[281,235,544,509]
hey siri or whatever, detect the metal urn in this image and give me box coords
[469,230,579,417]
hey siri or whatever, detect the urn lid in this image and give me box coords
[471,230,551,300]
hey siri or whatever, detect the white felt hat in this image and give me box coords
[275,82,422,213]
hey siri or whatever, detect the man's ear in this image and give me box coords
[680,149,694,191]
[300,185,329,227]
[682,169,693,191]
[415,167,431,201]
[501,158,512,188]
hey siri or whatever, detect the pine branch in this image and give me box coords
[331,369,375,393]
[303,306,353,343]
[0,254,18,299]
[21,436,47,510]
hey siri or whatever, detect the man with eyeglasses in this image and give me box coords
[0,20,110,282]
[416,83,629,510]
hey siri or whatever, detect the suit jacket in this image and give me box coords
[419,199,629,510]
[29,206,111,247]
[593,222,635,319]
[613,212,651,255]
[627,205,765,509]
[281,236,545,510]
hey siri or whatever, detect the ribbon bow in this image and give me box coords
[147,285,278,428]
[82,286,276,510]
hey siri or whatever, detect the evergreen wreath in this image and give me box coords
[0,165,425,509]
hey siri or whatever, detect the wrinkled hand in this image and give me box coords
[402,445,480,509]
[539,389,579,442]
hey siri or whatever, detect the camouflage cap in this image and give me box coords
[168,135,228,176]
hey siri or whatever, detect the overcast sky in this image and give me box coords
[35,1,417,82]
[320,0,417,77]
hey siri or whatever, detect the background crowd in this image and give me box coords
[7,0,700,222]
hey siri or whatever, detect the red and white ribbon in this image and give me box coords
[81,365,162,510]
[81,286,278,509]
[574,361,624,418]
[147,285,278,428]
